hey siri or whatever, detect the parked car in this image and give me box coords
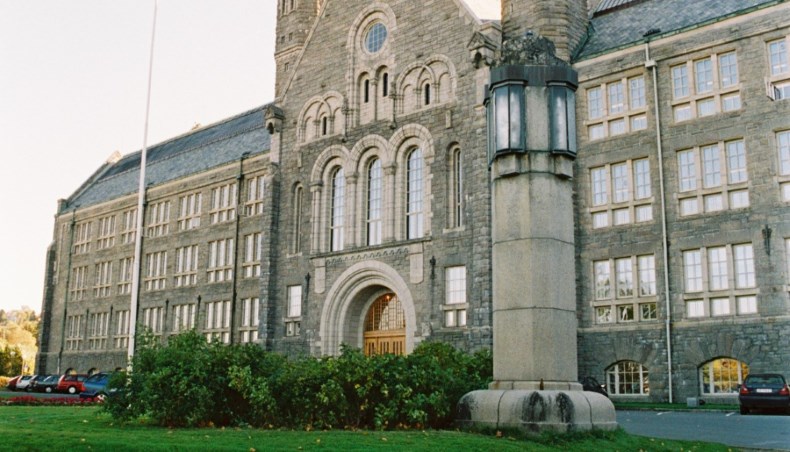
[56,374,88,394]
[31,375,59,393]
[79,372,115,400]
[6,375,20,391]
[738,373,790,415]
[580,376,609,397]
[14,375,36,392]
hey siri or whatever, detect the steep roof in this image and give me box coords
[63,104,271,213]
[577,0,783,60]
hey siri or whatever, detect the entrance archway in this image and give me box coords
[363,293,405,356]
[319,260,416,355]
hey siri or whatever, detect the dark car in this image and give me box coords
[738,373,790,415]
[580,376,609,397]
[79,372,114,400]
[31,375,59,393]
[56,374,88,394]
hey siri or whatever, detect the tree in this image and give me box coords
[0,344,24,376]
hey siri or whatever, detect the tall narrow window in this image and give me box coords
[330,168,345,251]
[672,65,689,98]
[292,186,303,253]
[382,73,389,97]
[286,285,302,337]
[406,148,424,239]
[451,148,463,228]
[444,266,467,327]
[322,117,328,136]
[424,83,431,106]
[683,250,703,292]
[367,159,382,246]
[733,244,755,289]
[707,246,728,291]
[769,39,788,76]
[695,58,713,93]
[364,79,370,103]
[718,52,739,87]
[607,81,624,114]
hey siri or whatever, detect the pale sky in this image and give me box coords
[0,0,277,313]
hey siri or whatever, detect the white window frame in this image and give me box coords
[585,75,648,141]
[146,201,170,237]
[677,140,750,217]
[285,285,302,337]
[589,158,653,229]
[209,183,237,224]
[207,238,234,283]
[177,192,202,231]
[175,245,199,287]
[670,51,741,123]
[593,255,658,324]
[443,266,468,328]
[682,244,758,319]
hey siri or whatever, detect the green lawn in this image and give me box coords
[0,406,734,451]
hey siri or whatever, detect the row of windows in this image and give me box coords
[70,176,265,254]
[69,234,262,300]
[586,37,790,141]
[589,132,790,229]
[603,357,749,396]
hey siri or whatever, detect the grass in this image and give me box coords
[0,406,734,451]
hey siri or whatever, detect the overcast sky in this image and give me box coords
[0,0,276,313]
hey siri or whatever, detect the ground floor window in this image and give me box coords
[606,361,650,395]
[699,357,748,394]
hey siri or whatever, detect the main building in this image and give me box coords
[37,0,790,403]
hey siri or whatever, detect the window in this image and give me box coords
[204,300,231,343]
[450,148,463,228]
[778,131,790,202]
[286,285,302,337]
[769,38,789,76]
[144,251,167,291]
[73,222,91,254]
[682,244,757,318]
[207,239,234,283]
[93,261,112,298]
[364,22,387,54]
[594,255,658,324]
[87,312,109,350]
[65,315,83,351]
[118,257,133,295]
[175,245,199,287]
[147,201,170,237]
[114,310,130,349]
[606,361,649,395]
[172,303,196,333]
[240,297,260,343]
[209,183,237,224]
[406,148,424,239]
[589,158,652,229]
[424,83,431,106]
[676,140,749,216]
[177,192,202,230]
[699,358,748,394]
[330,168,345,251]
[120,209,137,244]
[586,75,648,140]
[243,233,262,278]
[97,215,115,249]
[71,266,88,301]
[671,52,741,122]
[142,307,164,335]
[245,175,266,216]
[292,186,303,253]
[367,159,383,246]
[444,266,467,327]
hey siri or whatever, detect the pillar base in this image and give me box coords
[456,388,617,434]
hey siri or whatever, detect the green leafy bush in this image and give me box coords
[105,332,492,430]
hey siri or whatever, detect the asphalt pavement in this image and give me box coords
[618,409,790,451]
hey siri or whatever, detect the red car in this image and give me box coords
[6,375,20,391]
[56,374,88,394]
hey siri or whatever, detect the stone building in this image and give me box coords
[37,0,790,403]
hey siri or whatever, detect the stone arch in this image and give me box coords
[346,3,398,60]
[390,124,435,239]
[389,123,435,162]
[319,260,416,356]
[310,145,352,184]
[297,92,344,143]
[350,134,393,172]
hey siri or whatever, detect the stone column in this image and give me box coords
[457,35,616,434]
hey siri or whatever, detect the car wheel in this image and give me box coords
[96,393,107,402]
[68,386,77,395]
[45,387,52,393]
[740,405,749,415]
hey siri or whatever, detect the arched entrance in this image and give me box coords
[363,293,405,356]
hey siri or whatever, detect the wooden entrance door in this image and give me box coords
[363,293,405,356]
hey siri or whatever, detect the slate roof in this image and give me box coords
[577,0,783,60]
[64,104,271,213]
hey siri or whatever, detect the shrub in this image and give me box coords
[106,333,493,430]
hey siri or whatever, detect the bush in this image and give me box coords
[106,333,493,430]
[0,376,11,389]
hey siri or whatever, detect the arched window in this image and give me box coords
[364,79,371,104]
[699,358,749,394]
[382,73,389,97]
[450,147,463,228]
[406,148,424,239]
[321,116,328,136]
[330,168,345,251]
[367,159,383,246]
[424,83,431,105]
[606,361,649,395]
[292,185,303,254]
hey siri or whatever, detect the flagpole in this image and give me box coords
[128,0,158,362]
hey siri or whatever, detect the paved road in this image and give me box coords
[618,410,790,451]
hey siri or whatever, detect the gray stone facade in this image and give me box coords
[37,0,790,404]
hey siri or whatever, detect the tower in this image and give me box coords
[500,0,589,61]
[273,0,322,98]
